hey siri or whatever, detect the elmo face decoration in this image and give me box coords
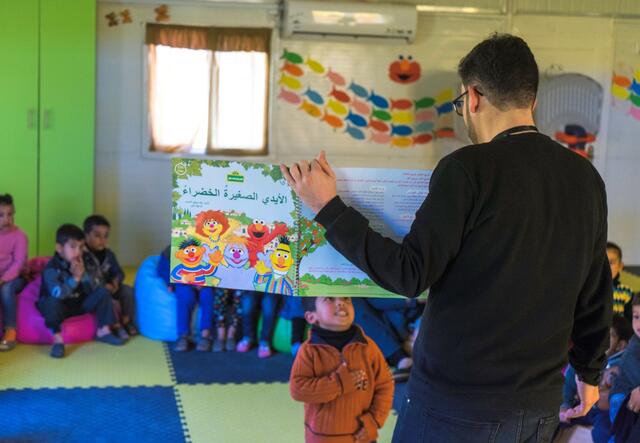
[388,55,421,84]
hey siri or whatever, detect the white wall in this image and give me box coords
[96,2,640,265]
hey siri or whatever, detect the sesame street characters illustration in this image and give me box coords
[246,220,289,267]
[214,236,257,290]
[171,238,222,285]
[388,55,421,84]
[253,237,295,295]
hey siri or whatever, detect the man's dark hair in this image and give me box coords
[83,214,111,234]
[56,224,85,245]
[458,33,538,110]
[179,237,201,250]
[607,242,623,261]
[612,316,633,343]
[632,293,640,308]
[0,194,13,206]
[301,296,318,313]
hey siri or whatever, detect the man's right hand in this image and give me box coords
[627,387,640,413]
[562,376,599,420]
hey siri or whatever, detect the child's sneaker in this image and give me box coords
[258,341,272,359]
[115,327,129,341]
[291,342,301,357]
[196,336,212,352]
[124,323,139,336]
[96,333,125,346]
[0,339,16,352]
[174,336,190,352]
[236,337,252,353]
[50,343,65,358]
[212,338,224,352]
[225,337,236,352]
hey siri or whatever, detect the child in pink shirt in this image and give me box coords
[0,194,28,351]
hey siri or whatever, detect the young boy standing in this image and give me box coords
[607,242,635,322]
[83,215,137,338]
[290,296,394,443]
[38,224,125,358]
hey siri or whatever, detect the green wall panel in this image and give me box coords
[0,0,39,257]
[38,0,95,254]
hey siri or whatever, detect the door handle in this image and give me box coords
[27,109,36,129]
[43,109,52,129]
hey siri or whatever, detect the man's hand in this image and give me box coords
[105,283,117,294]
[562,376,599,420]
[281,150,337,214]
[558,407,571,423]
[627,387,640,413]
[70,259,85,281]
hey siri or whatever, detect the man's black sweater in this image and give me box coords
[315,132,612,410]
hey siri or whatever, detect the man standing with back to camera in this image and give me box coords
[282,33,612,442]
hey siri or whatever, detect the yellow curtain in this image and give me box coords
[146,24,271,53]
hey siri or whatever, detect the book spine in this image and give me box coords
[294,194,301,296]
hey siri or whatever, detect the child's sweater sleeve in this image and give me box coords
[612,337,640,396]
[42,267,80,300]
[0,230,27,282]
[359,341,394,441]
[290,345,357,404]
[107,250,125,285]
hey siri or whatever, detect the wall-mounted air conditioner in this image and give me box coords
[281,1,417,44]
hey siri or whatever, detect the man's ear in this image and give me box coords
[55,244,63,256]
[304,311,317,325]
[531,97,538,112]
[468,86,482,113]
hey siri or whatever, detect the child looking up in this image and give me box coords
[290,296,394,443]
[0,194,28,352]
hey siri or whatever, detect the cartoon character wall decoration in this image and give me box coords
[277,49,455,148]
[388,55,421,84]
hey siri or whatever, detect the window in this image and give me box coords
[146,25,271,155]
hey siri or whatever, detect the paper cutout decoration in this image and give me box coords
[388,55,421,84]
[120,9,132,24]
[611,66,640,122]
[105,12,118,27]
[155,5,170,22]
[277,49,454,149]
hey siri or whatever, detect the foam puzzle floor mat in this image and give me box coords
[0,337,399,443]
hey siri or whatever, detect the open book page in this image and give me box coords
[170,159,298,295]
[298,167,431,297]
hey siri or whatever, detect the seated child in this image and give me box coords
[559,316,633,443]
[290,296,394,443]
[610,294,640,437]
[280,295,306,357]
[608,242,635,322]
[83,215,137,338]
[37,224,125,358]
[0,194,28,352]
[212,288,241,352]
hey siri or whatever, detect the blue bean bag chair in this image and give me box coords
[135,255,179,341]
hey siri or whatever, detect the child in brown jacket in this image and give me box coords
[290,296,394,443]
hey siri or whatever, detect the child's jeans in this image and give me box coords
[175,284,214,337]
[213,289,240,329]
[240,291,280,343]
[0,277,26,329]
[112,284,136,324]
[37,287,117,333]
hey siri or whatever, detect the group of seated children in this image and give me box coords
[0,193,136,358]
[559,241,638,442]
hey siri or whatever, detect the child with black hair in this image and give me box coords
[37,224,125,358]
[0,194,28,352]
[290,296,394,443]
[608,242,635,322]
[83,214,138,338]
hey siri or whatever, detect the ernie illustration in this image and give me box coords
[171,238,223,285]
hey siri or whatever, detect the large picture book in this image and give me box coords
[170,158,431,297]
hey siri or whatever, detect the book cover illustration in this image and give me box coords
[171,159,298,296]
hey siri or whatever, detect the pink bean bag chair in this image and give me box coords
[16,257,97,344]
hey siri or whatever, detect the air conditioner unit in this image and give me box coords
[281,1,417,44]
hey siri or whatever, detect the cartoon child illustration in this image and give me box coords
[171,238,223,285]
[254,237,294,295]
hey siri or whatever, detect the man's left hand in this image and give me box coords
[281,150,337,214]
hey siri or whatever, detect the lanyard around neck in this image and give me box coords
[491,125,539,142]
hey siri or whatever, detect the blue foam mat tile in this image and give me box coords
[0,386,186,443]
